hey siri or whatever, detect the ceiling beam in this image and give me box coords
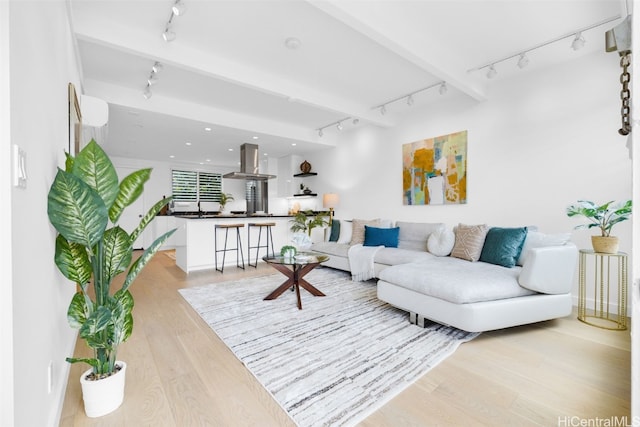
[72,14,396,129]
[307,0,487,102]
[84,79,335,147]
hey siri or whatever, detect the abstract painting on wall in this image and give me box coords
[402,130,467,205]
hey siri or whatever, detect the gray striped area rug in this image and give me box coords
[179,267,478,426]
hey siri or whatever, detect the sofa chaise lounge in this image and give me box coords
[311,220,578,333]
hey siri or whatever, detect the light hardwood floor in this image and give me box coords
[60,250,631,426]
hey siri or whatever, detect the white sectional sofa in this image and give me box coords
[311,220,578,332]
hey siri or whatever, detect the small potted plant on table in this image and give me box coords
[566,199,632,253]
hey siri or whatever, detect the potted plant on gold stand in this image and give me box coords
[566,199,632,253]
[47,140,175,417]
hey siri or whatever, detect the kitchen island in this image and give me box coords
[172,214,295,273]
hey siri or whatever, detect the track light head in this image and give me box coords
[571,32,585,50]
[336,122,343,131]
[486,64,497,79]
[318,129,323,137]
[380,105,387,115]
[162,28,176,42]
[517,53,529,69]
[352,118,359,125]
[439,82,448,95]
[172,0,187,16]
[147,74,159,86]
[143,85,152,100]
[152,62,163,73]
[406,95,414,106]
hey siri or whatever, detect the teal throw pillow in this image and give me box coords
[329,220,341,242]
[364,226,400,248]
[479,227,528,268]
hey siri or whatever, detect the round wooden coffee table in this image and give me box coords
[262,252,329,309]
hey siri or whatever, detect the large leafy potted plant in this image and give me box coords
[566,199,632,253]
[47,139,175,417]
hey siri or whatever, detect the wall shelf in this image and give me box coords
[293,172,318,177]
[293,193,317,197]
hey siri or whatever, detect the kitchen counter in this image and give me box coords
[173,215,294,273]
[169,213,294,219]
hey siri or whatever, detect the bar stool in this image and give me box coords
[214,224,245,273]
[247,222,276,267]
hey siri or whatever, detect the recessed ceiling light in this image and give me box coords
[204,127,212,132]
[291,143,297,146]
[284,37,301,50]
[185,142,191,146]
[228,148,234,151]
[169,155,175,158]
[206,158,211,162]
[199,162,204,165]
[263,153,268,156]
[252,136,259,139]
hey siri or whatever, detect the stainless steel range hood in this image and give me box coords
[223,143,276,180]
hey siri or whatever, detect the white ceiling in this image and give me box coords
[70,0,626,168]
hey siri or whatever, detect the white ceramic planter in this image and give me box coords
[80,361,127,418]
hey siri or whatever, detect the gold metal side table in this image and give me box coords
[578,249,627,330]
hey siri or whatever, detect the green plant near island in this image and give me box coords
[47,139,175,377]
[289,210,328,236]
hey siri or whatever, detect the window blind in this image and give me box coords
[172,170,222,202]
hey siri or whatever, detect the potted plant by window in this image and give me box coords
[566,199,632,253]
[47,139,175,417]
[218,192,234,212]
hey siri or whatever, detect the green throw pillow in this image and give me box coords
[479,227,528,268]
[329,220,341,242]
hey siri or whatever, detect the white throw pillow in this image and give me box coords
[517,231,571,266]
[337,221,353,244]
[427,226,455,256]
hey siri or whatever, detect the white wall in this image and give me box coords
[0,2,14,426]
[7,2,81,426]
[308,50,633,312]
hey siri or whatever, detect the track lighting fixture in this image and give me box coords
[162,28,176,42]
[571,32,586,51]
[517,53,529,69]
[162,1,185,42]
[143,61,162,98]
[152,62,163,73]
[317,117,354,137]
[486,65,497,79]
[372,80,445,114]
[142,84,152,100]
[172,0,187,16]
[147,73,159,86]
[469,15,620,78]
